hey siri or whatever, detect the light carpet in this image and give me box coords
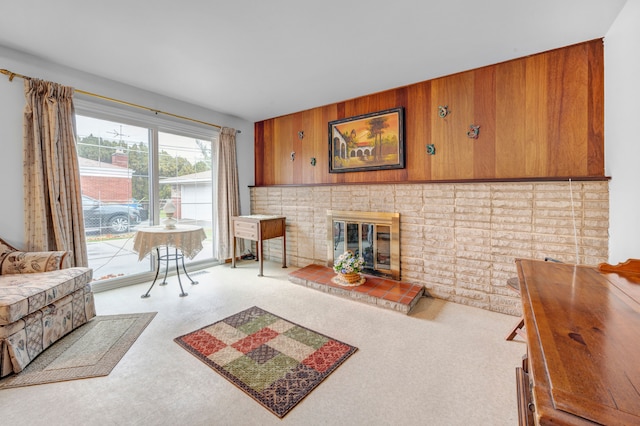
[175,306,358,418]
[0,312,156,389]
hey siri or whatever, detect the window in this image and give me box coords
[74,102,217,285]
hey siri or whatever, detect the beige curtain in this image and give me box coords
[23,78,87,267]
[216,127,243,260]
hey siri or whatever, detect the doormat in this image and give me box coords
[174,306,357,418]
[0,312,156,389]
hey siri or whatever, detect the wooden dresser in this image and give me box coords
[515,258,640,425]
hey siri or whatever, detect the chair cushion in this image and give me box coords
[0,251,68,275]
[0,267,92,325]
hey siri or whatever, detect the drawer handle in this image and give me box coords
[528,402,535,412]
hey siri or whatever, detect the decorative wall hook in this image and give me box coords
[426,144,436,155]
[298,131,304,140]
[467,124,480,139]
[310,157,316,166]
[438,105,450,118]
[290,151,295,161]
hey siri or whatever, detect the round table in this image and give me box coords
[133,225,207,297]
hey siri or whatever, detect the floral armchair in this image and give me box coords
[0,238,68,275]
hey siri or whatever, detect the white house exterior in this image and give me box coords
[160,170,212,224]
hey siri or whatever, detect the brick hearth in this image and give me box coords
[288,264,424,314]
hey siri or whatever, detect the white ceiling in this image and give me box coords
[0,0,627,123]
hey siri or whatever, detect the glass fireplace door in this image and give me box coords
[327,210,400,280]
[333,221,387,276]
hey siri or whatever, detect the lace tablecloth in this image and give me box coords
[133,225,207,261]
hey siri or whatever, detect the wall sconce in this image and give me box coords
[438,105,450,118]
[310,157,316,166]
[290,151,295,161]
[298,131,304,140]
[467,124,480,139]
[426,144,436,155]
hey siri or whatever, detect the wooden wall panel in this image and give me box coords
[254,39,604,186]
[496,58,526,177]
[406,81,431,181]
[432,72,475,180]
[292,112,303,183]
[254,121,264,186]
[273,114,293,184]
[547,44,589,176]
[524,52,548,177]
[473,67,496,179]
[588,40,605,176]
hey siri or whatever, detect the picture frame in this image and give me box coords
[329,107,405,173]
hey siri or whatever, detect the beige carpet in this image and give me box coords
[0,312,156,389]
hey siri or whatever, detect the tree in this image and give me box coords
[76,135,208,204]
[366,117,389,161]
[339,128,358,158]
[76,134,118,162]
[195,139,212,162]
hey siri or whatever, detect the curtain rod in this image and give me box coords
[0,68,239,133]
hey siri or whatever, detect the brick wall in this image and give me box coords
[81,176,132,203]
[250,181,609,316]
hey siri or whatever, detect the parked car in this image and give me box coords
[82,195,142,234]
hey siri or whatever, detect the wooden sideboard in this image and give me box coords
[515,258,640,425]
[231,215,286,276]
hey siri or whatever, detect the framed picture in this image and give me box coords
[329,107,405,173]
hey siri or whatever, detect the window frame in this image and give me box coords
[74,97,220,292]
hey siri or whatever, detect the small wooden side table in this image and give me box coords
[231,215,286,276]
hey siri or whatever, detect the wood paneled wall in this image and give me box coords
[254,39,604,186]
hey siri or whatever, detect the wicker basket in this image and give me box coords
[338,272,361,284]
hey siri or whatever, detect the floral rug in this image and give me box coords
[174,306,357,418]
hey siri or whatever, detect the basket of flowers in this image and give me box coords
[332,250,366,286]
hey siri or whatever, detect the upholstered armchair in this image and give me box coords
[0,238,68,275]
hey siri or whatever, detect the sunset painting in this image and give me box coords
[329,107,405,173]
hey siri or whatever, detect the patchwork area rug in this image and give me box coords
[174,306,357,418]
[0,312,156,389]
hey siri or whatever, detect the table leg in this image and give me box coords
[282,230,287,269]
[231,235,237,268]
[258,240,263,277]
[175,247,188,297]
[181,253,198,285]
[160,245,170,286]
[141,247,162,298]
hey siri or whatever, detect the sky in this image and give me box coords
[75,115,212,163]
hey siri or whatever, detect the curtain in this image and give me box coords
[216,127,243,260]
[23,78,88,267]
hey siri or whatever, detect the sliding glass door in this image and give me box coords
[75,114,216,283]
[158,132,214,264]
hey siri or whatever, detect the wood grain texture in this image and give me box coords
[473,67,496,179]
[254,121,265,186]
[517,259,640,425]
[598,258,640,275]
[432,72,475,180]
[406,81,431,181]
[547,45,589,177]
[496,58,526,177]
[254,39,605,186]
[587,40,605,176]
[524,52,548,177]
[273,114,293,184]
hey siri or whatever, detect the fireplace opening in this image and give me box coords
[327,210,400,280]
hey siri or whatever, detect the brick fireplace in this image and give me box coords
[250,180,609,316]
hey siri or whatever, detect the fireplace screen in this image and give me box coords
[327,211,399,280]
